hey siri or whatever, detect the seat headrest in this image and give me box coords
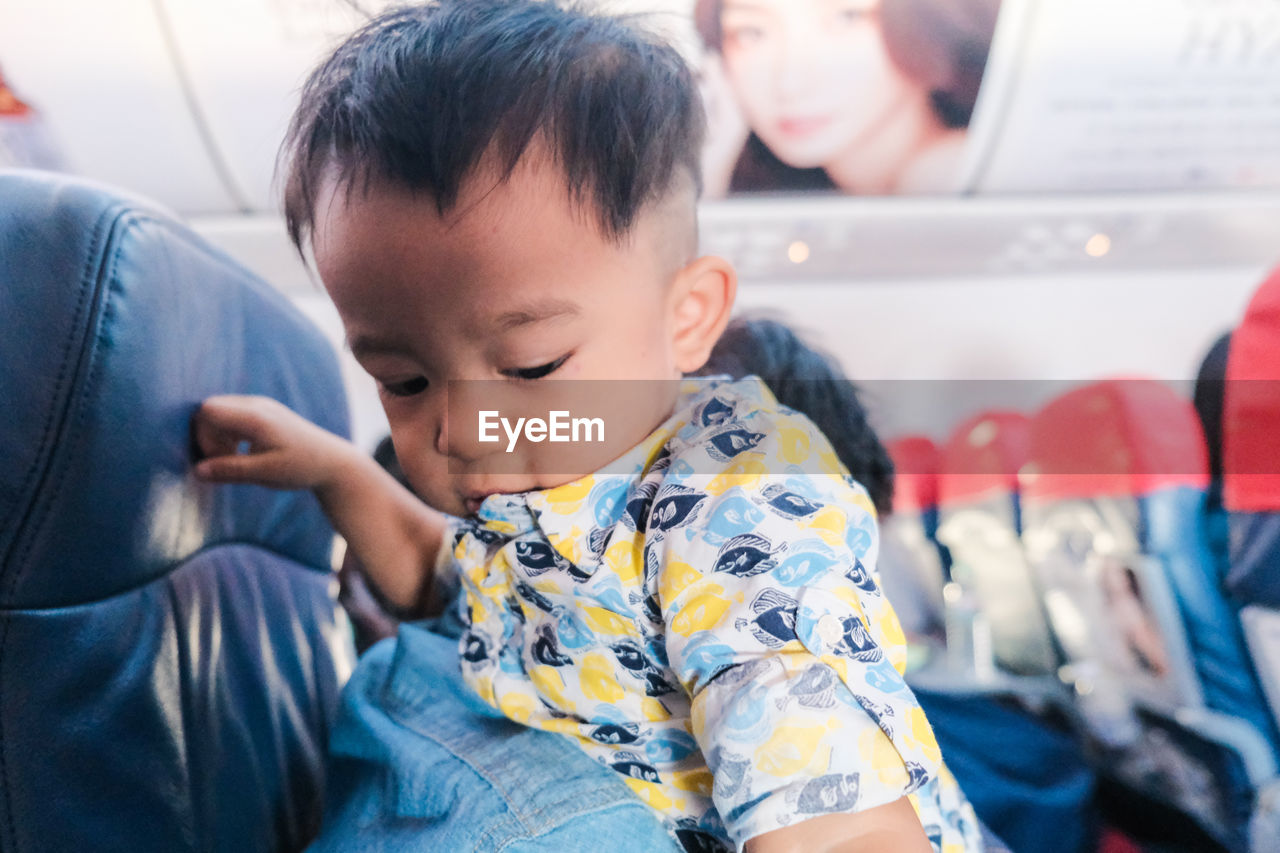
[938,411,1030,506]
[0,170,349,608]
[1022,379,1207,503]
[886,435,940,513]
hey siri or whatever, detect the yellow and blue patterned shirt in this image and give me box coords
[449,376,983,852]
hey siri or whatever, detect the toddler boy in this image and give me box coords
[193,2,982,850]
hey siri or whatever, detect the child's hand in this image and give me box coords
[192,394,350,490]
[194,395,445,613]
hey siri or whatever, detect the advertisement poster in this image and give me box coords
[695,0,1006,197]
[696,0,1280,197]
[3,0,1279,210]
[971,0,1280,193]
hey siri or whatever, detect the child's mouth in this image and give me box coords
[464,490,504,515]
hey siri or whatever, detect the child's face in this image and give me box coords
[312,156,733,518]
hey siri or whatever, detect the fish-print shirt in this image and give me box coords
[447,376,983,852]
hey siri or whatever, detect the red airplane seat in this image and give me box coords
[1224,266,1280,604]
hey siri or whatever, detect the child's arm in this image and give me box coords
[192,394,446,612]
[655,413,975,850]
[744,798,933,853]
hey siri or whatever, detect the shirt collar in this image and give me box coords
[463,376,766,565]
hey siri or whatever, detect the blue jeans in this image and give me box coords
[308,622,680,852]
[312,621,1013,852]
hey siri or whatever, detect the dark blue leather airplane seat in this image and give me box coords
[0,170,356,852]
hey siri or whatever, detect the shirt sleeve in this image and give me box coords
[652,465,945,849]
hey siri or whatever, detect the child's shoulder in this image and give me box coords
[672,375,829,454]
[669,375,860,478]
[657,375,877,520]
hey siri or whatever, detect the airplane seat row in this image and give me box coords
[1022,379,1276,852]
[884,431,1100,853]
[0,170,356,852]
[882,286,1280,852]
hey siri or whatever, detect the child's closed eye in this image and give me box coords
[381,376,429,397]
[500,353,571,381]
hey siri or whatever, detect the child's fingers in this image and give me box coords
[192,417,247,459]
[197,395,281,435]
[191,395,328,488]
[193,449,291,485]
[193,396,284,456]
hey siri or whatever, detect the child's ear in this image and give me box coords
[668,255,737,373]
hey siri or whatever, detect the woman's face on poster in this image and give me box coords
[718,0,912,170]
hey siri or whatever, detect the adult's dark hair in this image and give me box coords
[281,0,706,252]
[700,317,895,515]
[879,0,1002,128]
[728,134,838,194]
[1193,331,1231,505]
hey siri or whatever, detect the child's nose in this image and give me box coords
[434,401,486,464]
[437,382,498,465]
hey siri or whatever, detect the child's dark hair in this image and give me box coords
[281,0,706,251]
[700,317,895,515]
